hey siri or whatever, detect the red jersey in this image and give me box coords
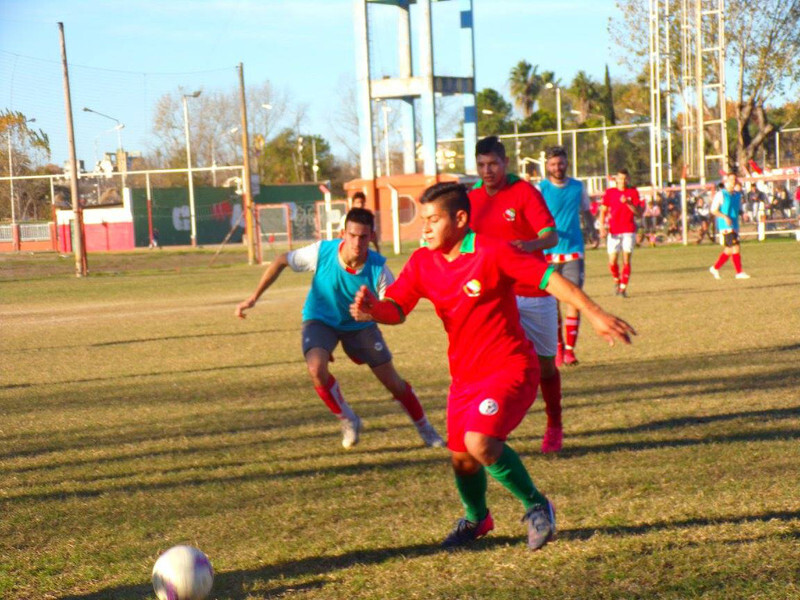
[385,231,554,385]
[469,177,555,297]
[602,186,643,234]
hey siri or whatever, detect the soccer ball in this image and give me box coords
[152,545,214,600]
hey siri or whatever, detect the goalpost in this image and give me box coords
[314,200,348,240]
[255,203,292,263]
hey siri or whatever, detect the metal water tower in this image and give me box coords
[354,0,477,179]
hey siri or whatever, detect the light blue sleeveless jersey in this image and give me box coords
[539,178,586,256]
[715,189,742,232]
[302,239,386,331]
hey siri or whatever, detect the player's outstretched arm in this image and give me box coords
[350,285,406,325]
[235,253,290,319]
[545,272,636,345]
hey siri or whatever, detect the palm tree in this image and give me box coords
[509,61,544,119]
[569,71,599,122]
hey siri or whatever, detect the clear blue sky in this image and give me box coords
[0,0,620,167]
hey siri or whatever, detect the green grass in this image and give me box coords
[2,240,799,599]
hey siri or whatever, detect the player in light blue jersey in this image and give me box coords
[709,172,750,280]
[538,146,594,367]
[236,208,444,449]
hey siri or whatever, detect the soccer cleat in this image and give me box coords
[709,266,721,280]
[441,511,494,548]
[541,426,563,453]
[522,499,557,550]
[340,415,363,449]
[619,286,628,298]
[562,349,578,366]
[735,272,751,279]
[416,421,446,448]
[613,282,621,296]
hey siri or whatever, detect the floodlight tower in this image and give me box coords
[354,0,477,179]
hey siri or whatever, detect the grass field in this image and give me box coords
[2,239,799,600]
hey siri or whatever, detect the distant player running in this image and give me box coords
[236,208,444,449]
[709,172,750,280]
[538,146,594,367]
[468,136,564,454]
[599,169,644,297]
[351,182,635,550]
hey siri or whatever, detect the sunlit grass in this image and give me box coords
[1,240,799,599]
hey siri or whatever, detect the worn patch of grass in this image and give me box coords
[1,240,799,599]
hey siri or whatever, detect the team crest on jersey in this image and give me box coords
[479,398,499,416]
[503,208,517,222]
[374,342,384,352]
[463,279,482,297]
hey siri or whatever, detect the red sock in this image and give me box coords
[314,375,353,419]
[714,253,729,270]
[557,312,564,347]
[394,381,425,422]
[620,264,631,288]
[609,262,620,283]
[731,253,743,273]
[540,370,562,429]
[564,316,580,351]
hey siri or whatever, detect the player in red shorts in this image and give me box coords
[468,136,565,454]
[350,182,635,550]
[599,169,644,297]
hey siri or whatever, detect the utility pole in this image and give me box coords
[59,22,87,277]
[238,62,257,265]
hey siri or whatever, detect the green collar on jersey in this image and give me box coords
[471,172,521,190]
[459,229,476,253]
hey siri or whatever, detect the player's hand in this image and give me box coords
[585,306,636,346]
[235,297,256,319]
[350,285,376,322]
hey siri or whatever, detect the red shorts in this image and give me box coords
[446,366,539,452]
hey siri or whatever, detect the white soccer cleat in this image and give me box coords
[735,272,751,279]
[709,266,721,280]
[416,421,446,448]
[340,415,362,449]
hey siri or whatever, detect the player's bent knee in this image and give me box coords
[464,432,503,466]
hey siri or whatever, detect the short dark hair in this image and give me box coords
[475,135,506,159]
[352,191,366,202]
[545,145,568,161]
[344,207,374,231]
[419,182,470,221]
[617,168,630,177]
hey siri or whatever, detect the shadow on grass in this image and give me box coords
[6,327,289,354]
[1,455,446,504]
[56,508,800,600]
[568,405,800,438]
[0,358,305,391]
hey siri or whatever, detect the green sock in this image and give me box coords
[485,444,547,510]
[454,467,488,523]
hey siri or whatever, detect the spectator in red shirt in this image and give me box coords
[350,182,635,551]
[599,169,644,297]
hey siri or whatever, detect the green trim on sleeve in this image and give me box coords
[539,264,556,290]
[537,226,556,236]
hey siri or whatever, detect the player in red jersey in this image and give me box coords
[350,182,635,550]
[468,136,565,453]
[599,169,644,297]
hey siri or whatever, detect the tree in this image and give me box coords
[148,80,292,186]
[1,110,51,221]
[568,71,600,123]
[509,61,546,118]
[611,0,800,175]
[476,88,515,135]
[601,65,617,125]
